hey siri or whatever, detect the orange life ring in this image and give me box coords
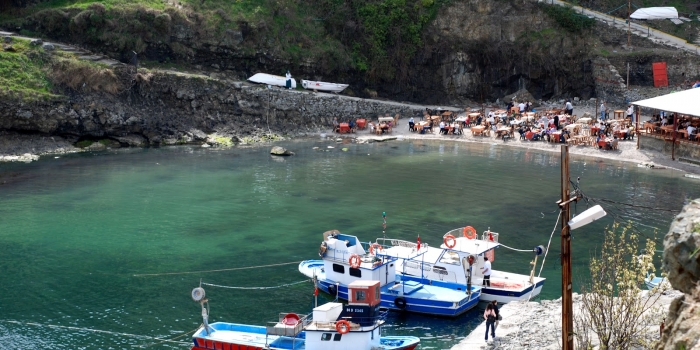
[369,243,383,255]
[444,234,456,249]
[349,254,361,269]
[467,255,475,265]
[463,226,477,240]
[336,320,351,334]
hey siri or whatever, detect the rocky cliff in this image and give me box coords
[658,199,700,350]
[0,68,425,151]
[11,0,699,105]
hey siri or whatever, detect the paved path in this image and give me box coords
[541,0,700,55]
[1,30,123,66]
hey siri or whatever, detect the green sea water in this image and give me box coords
[0,139,696,349]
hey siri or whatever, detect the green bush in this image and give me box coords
[539,3,594,33]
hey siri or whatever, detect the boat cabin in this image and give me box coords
[320,233,397,287]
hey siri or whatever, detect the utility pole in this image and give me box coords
[560,145,574,350]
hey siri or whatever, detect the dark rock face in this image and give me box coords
[0,70,426,149]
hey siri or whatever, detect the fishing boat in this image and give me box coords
[298,230,481,317]
[301,80,349,93]
[644,273,668,290]
[378,227,546,304]
[248,73,297,89]
[190,280,420,350]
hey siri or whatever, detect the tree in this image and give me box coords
[576,222,668,350]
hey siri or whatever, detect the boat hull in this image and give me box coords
[299,260,480,317]
[248,73,297,89]
[192,323,419,350]
[301,80,348,93]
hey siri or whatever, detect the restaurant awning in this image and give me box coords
[632,88,700,118]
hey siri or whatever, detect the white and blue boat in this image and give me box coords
[190,280,420,350]
[644,273,668,290]
[298,231,481,317]
[379,227,546,304]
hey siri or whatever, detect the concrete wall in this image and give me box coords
[639,135,700,159]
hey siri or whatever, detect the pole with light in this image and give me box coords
[558,145,607,350]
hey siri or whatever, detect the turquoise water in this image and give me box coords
[0,139,696,349]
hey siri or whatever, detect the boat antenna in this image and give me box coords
[382,211,387,238]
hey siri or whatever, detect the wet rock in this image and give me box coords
[115,134,148,147]
[42,43,55,51]
[29,39,42,46]
[86,142,107,151]
[3,36,11,43]
[3,44,15,52]
[663,199,700,294]
[270,146,294,156]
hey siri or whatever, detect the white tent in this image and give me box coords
[632,88,700,117]
[630,7,678,20]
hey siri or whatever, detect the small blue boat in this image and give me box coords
[190,280,420,350]
[298,231,481,317]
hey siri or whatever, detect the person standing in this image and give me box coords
[600,101,607,120]
[482,256,492,286]
[491,300,501,331]
[626,104,634,122]
[285,70,292,89]
[484,303,497,342]
[565,100,573,115]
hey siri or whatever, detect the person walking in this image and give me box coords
[482,256,492,286]
[484,303,497,342]
[491,300,501,331]
[626,104,634,122]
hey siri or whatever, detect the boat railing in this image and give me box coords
[323,249,398,266]
[374,238,429,250]
[265,313,311,337]
[402,260,460,284]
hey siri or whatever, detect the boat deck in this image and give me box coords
[194,324,305,350]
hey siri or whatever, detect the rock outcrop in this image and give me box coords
[658,199,700,350]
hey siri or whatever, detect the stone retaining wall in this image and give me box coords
[639,135,700,159]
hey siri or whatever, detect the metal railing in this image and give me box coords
[266,313,311,337]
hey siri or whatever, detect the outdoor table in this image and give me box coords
[430,115,441,122]
[378,117,394,123]
[578,117,592,124]
[339,123,351,134]
[356,118,366,129]
[455,116,467,123]
[550,132,562,143]
[510,119,524,125]
[613,110,625,119]
[521,115,535,121]
[677,129,688,139]
[590,126,600,136]
[471,125,486,136]
[565,123,581,134]
[496,127,511,137]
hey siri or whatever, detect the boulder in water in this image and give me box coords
[270,146,294,156]
[663,199,700,294]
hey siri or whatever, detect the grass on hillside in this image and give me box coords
[0,0,450,83]
[0,38,58,101]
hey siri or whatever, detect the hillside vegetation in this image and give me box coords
[0,0,450,83]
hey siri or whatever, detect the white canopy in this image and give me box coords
[632,88,700,117]
[630,7,678,20]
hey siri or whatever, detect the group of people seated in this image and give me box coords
[332,117,358,133]
[517,125,571,143]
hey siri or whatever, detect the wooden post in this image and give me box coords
[560,145,574,350]
[672,113,677,160]
[628,0,631,47]
[636,107,640,149]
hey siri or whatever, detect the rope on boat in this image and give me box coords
[498,243,536,253]
[0,320,189,345]
[202,279,310,290]
[132,261,302,277]
[538,210,562,278]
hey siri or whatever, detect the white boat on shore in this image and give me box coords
[301,80,349,93]
[248,73,297,89]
